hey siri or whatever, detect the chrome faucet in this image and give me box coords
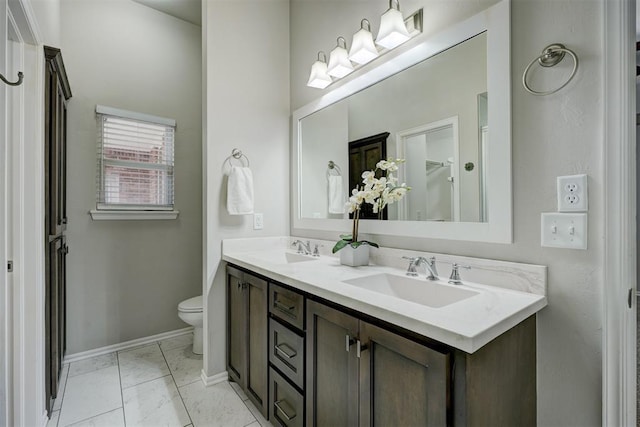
[291,239,312,255]
[403,256,439,281]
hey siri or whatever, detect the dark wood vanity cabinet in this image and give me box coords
[306,300,449,427]
[226,266,269,417]
[226,264,536,427]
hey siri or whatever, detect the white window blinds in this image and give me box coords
[96,105,175,210]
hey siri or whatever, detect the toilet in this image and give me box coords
[178,295,203,355]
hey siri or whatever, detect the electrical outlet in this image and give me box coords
[253,213,264,230]
[557,174,588,212]
[541,212,587,249]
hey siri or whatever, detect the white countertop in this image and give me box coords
[222,237,547,354]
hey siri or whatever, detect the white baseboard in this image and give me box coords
[40,411,49,427]
[63,327,194,364]
[201,370,228,387]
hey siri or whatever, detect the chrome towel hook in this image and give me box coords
[522,43,578,96]
[0,71,24,87]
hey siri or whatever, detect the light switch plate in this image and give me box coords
[541,212,587,249]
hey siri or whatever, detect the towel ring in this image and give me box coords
[326,160,342,178]
[225,148,250,168]
[522,43,578,96]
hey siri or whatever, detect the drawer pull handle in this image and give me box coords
[274,298,296,318]
[274,399,296,421]
[275,343,297,359]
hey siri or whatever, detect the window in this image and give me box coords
[95,105,175,212]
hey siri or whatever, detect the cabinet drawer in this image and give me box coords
[270,319,304,389]
[270,283,304,330]
[269,367,304,427]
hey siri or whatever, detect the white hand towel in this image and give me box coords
[227,166,254,215]
[328,175,345,214]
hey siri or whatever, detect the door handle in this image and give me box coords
[356,339,368,358]
[345,334,356,352]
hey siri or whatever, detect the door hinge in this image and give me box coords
[628,288,634,309]
[7,261,13,272]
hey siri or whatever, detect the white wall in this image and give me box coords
[291,0,603,425]
[61,0,202,353]
[203,0,290,377]
[30,0,61,46]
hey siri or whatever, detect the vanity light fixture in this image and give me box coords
[348,19,379,65]
[307,51,333,89]
[327,37,355,78]
[306,4,422,90]
[376,0,411,49]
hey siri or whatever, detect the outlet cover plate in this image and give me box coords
[541,212,587,249]
[253,213,264,230]
[557,174,588,212]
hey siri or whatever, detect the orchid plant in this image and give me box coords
[332,158,410,253]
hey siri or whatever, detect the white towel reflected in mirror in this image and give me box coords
[328,175,345,214]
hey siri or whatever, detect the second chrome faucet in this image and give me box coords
[403,256,439,281]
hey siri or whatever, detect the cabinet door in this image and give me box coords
[306,300,359,427]
[227,267,246,385]
[358,322,450,427]
[245,273,268,417]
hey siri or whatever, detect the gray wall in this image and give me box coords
[62,0,202,353]
[203,0,290,376]
[290,0,602,426]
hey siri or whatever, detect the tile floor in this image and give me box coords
[47,333,271,427]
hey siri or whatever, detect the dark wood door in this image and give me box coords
[358,321,450,427]
[44,46,71,415]
[226,266,269,418]
[348,132,389,220]
[306,300,359,427]
[245,273,268,417]
[227,266,246,385]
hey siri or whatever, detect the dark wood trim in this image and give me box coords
[44,46,72,100]
[347,132,390,150]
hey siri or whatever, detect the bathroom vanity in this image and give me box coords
[223,237,546,427]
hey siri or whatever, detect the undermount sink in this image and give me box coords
[283,252,318,263]
[254,251,318,264]
[342,273,479,308]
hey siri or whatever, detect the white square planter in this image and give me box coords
[339,244,370,267]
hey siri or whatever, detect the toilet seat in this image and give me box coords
[178,295,203,313]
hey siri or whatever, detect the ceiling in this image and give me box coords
[131,0,201,26]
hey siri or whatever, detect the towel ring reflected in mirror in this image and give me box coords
[522,43,578,96]
[224,148,250,170]
[326,160,342,179]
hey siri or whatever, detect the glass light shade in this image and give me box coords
[307,54,332,89]
[327,39,354,78]
[349,27,379,65]
[376,7,410,49]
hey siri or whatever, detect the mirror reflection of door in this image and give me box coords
[398,117,459,222]
[348,132,389,220]
[478,92,488,222]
